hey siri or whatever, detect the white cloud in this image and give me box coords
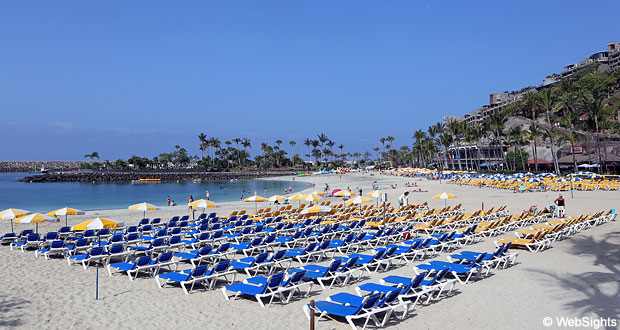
[54,121,74,131]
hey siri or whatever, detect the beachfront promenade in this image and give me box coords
[1,172,618,329]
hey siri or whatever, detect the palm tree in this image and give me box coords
[379,137,386,160]
[84,152,100,161]
[583,93,606,173]
[232,138,242,166]
[528,123,543,172]
[289,140,296,166]
[242,138,251,165]
[487,110,509,171]
[539,88,560,174]
[413,130,426,167]
[303,138,312,161]
[198,133,207,159]
[446,118,463,170]
[373,147,381,160]
[521,90,540,119]
[317,134,329,151]
[310,140,320,165]
[326,140,335,163]
[337,144,345,160]
[260,142,269,160]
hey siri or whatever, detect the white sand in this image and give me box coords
[1,172,618,329]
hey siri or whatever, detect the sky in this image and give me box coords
[1,1,619,161]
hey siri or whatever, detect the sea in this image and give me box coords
[0,173,307,212]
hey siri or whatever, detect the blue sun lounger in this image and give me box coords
[35,240,68,260]
[107,255,154,280]
[303,291,391,330]
[156,265,210,294]
[222,272,287,307]
[67,246,108,270]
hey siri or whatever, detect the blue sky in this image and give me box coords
[1,1,619,161]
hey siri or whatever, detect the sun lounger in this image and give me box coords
[35,240,68,259]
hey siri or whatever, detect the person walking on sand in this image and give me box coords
[167,196,171,206]
[398,191,409,208]
[206,190,210,200]
[554,195,566,217]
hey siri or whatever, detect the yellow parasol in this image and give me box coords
[48,207,85,227]
[0,208,31,232]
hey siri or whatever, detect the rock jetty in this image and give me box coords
[20,170,301,183]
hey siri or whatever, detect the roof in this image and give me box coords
[527,159,552,165]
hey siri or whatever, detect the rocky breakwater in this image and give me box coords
[0,161,85,172]
[20,170,300,183]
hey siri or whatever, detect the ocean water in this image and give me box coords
[0,173,307,212]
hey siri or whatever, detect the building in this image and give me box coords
[561,42,620,78]
[461,92,521,125]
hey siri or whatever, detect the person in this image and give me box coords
[398,191,409,207]
[187,195,194,209]
[206,191,210,200]
[170,200,176,206]
[167,196,171,206]
[358,187,362,196]
[554,195,565,217]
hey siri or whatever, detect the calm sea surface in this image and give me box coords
[0,173,306,212]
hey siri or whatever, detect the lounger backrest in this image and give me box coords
[434,268,450,282]
[249,237,262,247]
[217,243,231,253]
[283,269,307,286]
[326,259,344,273]
[267,272,286,288]
[360,293,383,310]
[318,240,331,250]
[27,233,40,241]
[139,219,149,225]
[109,244,124,254]
[304,242,318,254]
[376,287,402,306]
[169,227,181,235]
[135,255,152,267]
[126,226,138,233]
[270,250,287,261]
[198,232,210,240]
[263,234,276,244]
[194,245,210,256]
[125,233,139,241]
[75,238,88,247]
[152,238,166,247]
[472,253,487,265]
[59,227,70,233]
[213,260,231,272]
[411,272,427,289]
[340,256,359,271]
[50,240,64,248]
[384,245,398,257]
[169,235,182,244]
[141,225,152,232]
[157,252,174,263]
[192,265,209,277]
[91,247,105,256]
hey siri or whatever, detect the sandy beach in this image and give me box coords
[1,172,618,330]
